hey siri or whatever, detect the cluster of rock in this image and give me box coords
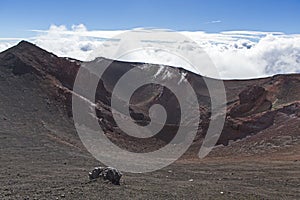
[89,166,122,185]
[229,85,272,118]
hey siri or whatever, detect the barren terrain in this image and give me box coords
[0,41,299,199]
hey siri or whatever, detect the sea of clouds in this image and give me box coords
[1,24,300,79]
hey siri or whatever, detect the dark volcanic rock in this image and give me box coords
[239,85,265,104]
[229,85,272,118]
[218,111,277,145]
[89,166,122,185]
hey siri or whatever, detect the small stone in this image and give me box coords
[259,140,265,145]
[188,179,193,182]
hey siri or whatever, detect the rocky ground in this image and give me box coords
[0,41,300,199]
[1,131,299,200]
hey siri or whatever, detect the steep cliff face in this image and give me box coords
[218,77,300,145]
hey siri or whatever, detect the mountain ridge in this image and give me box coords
[0,40,299,155]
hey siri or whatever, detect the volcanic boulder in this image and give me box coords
[89,167,122,185]
[229,85,272,118]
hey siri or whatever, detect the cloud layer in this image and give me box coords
[1,24,300,79]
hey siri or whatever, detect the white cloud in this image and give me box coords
[204,20,222,24]
[0,24,300,79]
[0,38,25,53]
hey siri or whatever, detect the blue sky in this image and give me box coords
[1,0,300,37]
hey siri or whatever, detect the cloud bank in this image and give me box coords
[1,24,300,79]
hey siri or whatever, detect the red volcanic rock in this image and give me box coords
[229,85,272,118]
[218,111,276,145]
[239,85,265,104]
